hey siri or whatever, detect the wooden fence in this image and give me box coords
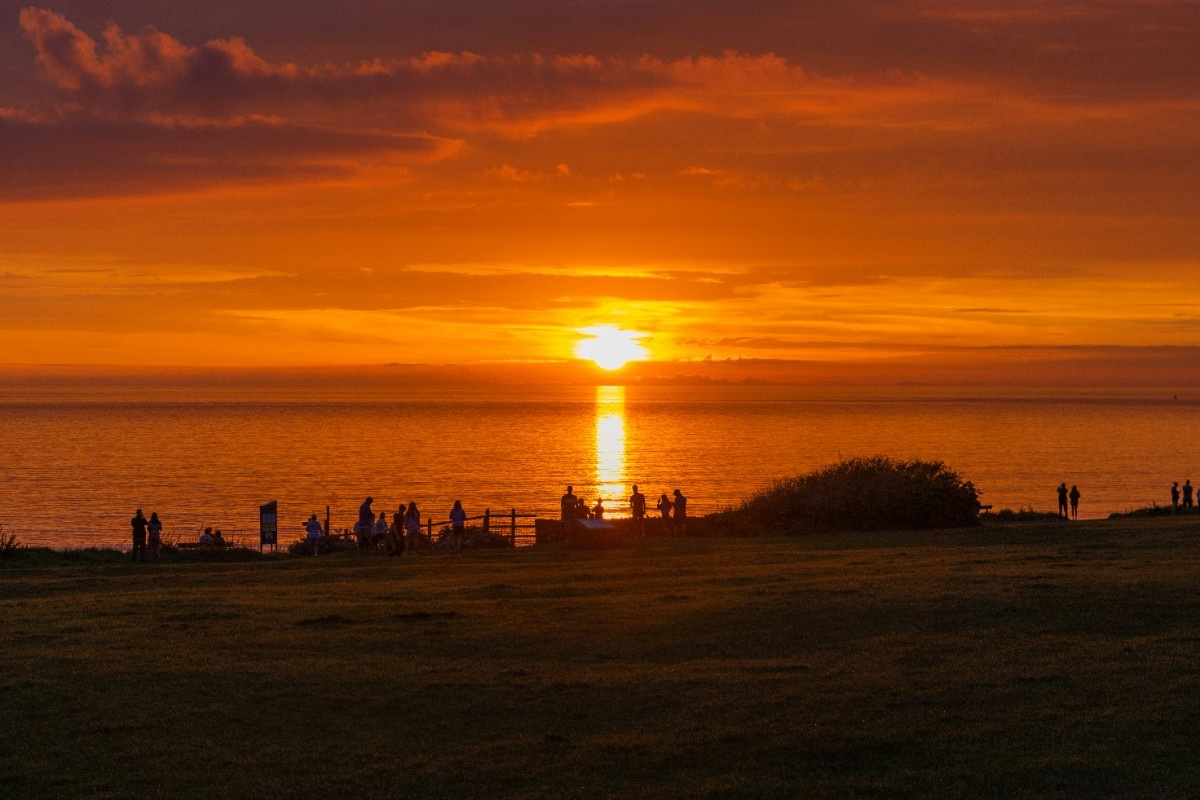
[423,508,540,547]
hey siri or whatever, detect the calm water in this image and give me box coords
[1,383,1197,547]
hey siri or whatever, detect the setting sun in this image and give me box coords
[574,325,649,370]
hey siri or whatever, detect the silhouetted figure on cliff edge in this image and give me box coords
[131,509,148,562]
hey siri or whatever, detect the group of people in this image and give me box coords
[1055,483,1081,519]
[129,509,163,562]
[302,496,470,556]
[135,485,688,559]
[561,484,688,536]
[1058,479,1200,519]
[198,527,226,547]
[1170,480,1194,511]
[130,510,232,561]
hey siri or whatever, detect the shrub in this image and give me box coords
[433,525,513,548]
[0,525,21,559]
[983,507,1064,523]
[738,456,981,533]
[1108,503,1179,520]
[286,533,359,556]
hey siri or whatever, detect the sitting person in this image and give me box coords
[199,527,215,545]
[212,529,226,547]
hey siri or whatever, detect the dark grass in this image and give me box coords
[4,516,1200,798]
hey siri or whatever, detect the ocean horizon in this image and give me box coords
[2,381,1196,548]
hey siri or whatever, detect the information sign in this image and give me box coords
[260,500,278,551]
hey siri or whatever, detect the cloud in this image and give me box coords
[0,108,457,200]
[17,7,1038,136]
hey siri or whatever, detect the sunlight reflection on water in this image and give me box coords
[594,385,626,506]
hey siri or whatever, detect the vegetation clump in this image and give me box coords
[985,507,1064,523]
[738,456,981,533]
[0,525,21,559]
[1107,504,1183,520]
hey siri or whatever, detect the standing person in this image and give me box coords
[304,513,323,556]
[1057,483,1069,518]
[357,497,374,553]
[1184,480,1194,510]
[629,485,646,536]
[404,501,421,553]
[656,493,672,536]
[592,497,605,520]
[147,512,163,562]
[560,485,577,537]
[374,511,389,553]
[130,509,149,562]
[1069,485,1081,520]
[1171,482,1181,511]
[449,500,467,549]
[387,505,406,557]
[672,489,688,536]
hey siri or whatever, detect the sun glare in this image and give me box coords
[574,325,649,370]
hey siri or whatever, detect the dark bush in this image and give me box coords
[1107,503,1180,520]
[738,456,981,533]
[985,507,1063,523]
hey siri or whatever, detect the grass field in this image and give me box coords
[4,517,1200,799]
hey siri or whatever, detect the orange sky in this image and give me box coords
[2,2,1199,383]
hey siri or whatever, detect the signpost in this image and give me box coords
[260,500,278,552]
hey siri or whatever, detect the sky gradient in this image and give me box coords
[2,2,1199,382]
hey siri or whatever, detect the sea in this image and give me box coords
[1,382,1197,548]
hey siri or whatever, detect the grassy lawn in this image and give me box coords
[4,517,1200,798]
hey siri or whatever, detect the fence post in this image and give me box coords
[511,508,517,546]
[483,509,490,534]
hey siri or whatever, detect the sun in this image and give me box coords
[574,325,649,370]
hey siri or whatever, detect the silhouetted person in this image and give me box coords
[657,493,673,535]
[147,512,162,562]
[629,485,646,536]
[212,529,226,547]
[404,501,421,553]
[1069,485,1080,520]
[387,506,405,557]
[450,500,466,549]
[1184,480,1194,510]
[304,513,323,556]
[130,509,148,562]
[357,496,374,552]
[199,526,214,545]
[672,489,688,535]
[1057,483,1068,518]
[560,485,577,535]
[1171,482,1180,511]
[592,498,605,520]
[374,511,389,553]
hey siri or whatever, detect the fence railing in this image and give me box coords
[424,508,539,547]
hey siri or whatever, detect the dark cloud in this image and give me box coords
[0,109,454,199]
